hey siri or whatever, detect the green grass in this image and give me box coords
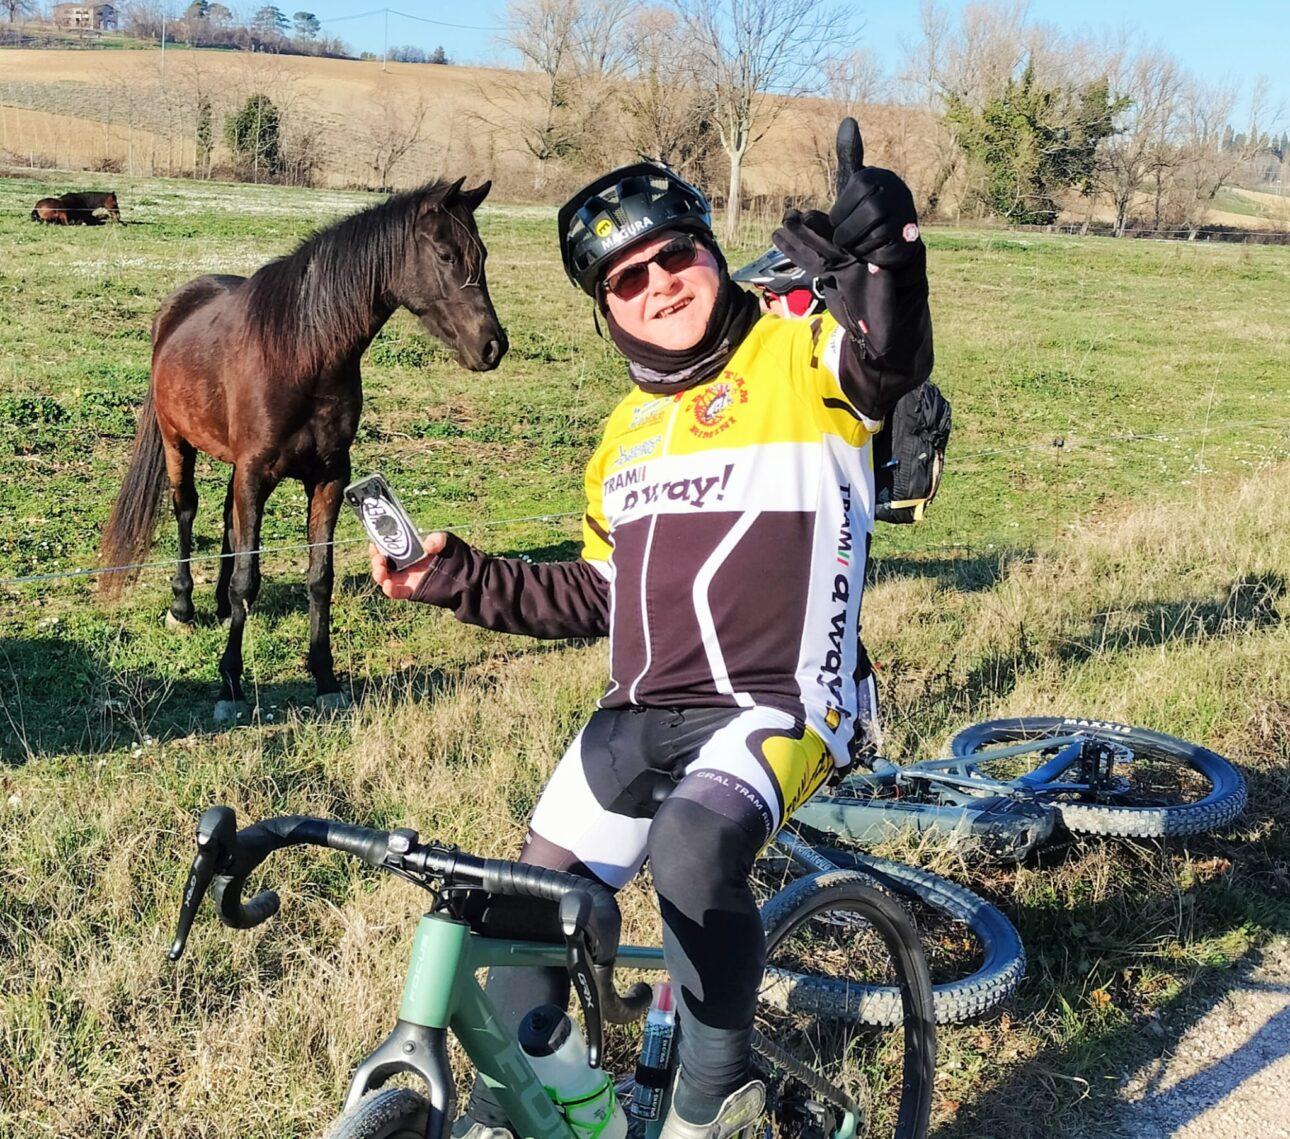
[1210,187,1276,221]
[0,169,1287,1137]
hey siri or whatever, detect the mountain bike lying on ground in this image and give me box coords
[797,717,1246,859]
[772,716,1245,1028]
[169,806,938,1139]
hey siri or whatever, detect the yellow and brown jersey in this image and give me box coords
[576,312,880,763]
[416,305,932,767]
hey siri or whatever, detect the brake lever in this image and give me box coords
[559,891,604,1069]
[168,806,237,960]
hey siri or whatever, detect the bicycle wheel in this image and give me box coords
[756,870,936,1139]
[324,1089,428,1139]
[754,847,1024,1026]
[950,717,1246,838]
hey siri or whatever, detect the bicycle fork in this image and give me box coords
[343,913,576,1139]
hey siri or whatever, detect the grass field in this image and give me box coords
[0,169,1287,1138]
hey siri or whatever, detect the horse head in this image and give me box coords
[395,178,508,372]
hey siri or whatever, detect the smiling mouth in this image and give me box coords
[654,297,692,319]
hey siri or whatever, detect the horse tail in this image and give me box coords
[99,384,167,600]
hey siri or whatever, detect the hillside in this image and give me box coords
[0,45,858,201]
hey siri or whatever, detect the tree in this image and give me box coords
[365,90,429,190]
[293,11,320,39]
[492,0,637,181]
[673,0,849,242]
[619,5,722,184]
[945,62,1121,224]
[429,45,449,64]
[1167,75,1270,237]
[1091,49,1183,236]
[2,0,36,23]
[185,0,210,18]
[195,94,214,178]
[224,93,284,181]
[252,5,289,36]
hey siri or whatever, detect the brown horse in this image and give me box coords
[32,191,122,224]
[99,177,507,724]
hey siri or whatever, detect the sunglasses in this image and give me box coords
[601,234,701,300]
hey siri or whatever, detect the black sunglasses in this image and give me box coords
[601,234,701,300]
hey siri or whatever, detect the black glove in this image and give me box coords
[772,118,925,356]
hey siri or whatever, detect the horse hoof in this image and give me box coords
[315,691,352,715]
[213,700,249,726]
[165,612,195,634]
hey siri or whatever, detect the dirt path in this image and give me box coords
[1093,940,1290,1138]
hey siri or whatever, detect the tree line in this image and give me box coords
[494,0,1284,238]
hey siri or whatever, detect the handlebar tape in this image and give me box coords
[212,815,391,930]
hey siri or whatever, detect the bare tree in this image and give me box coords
[486,0,638,185]
[1092,48,1184,236]
[2,0,36,24]
[1167,75,1271,237]
[365,89,430,190]
[619,5,721,183]
[672,0,849,241]
[804,49,886,196]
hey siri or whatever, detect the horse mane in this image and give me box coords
[246,180,451,376]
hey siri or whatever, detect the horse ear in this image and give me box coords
[457,181,491,212]
[420,177,466,216]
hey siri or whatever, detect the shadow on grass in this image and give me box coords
[0,630,560,766]
[870,548,1030,594]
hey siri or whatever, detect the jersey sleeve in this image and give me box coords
[581,438,613,569]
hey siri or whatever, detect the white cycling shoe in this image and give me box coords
[657,1081,766,1139]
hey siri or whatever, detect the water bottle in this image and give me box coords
[629,983,677,1122]
[519,1004,628,1139]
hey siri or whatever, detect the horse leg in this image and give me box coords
[165,443,198,631]
[305,468,351,712]
[215,463,272,726]
[215,470,235,622]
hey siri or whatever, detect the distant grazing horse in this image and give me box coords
[32,191,122,224]
[99,178,507,724]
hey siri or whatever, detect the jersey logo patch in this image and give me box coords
[687,372,748,438]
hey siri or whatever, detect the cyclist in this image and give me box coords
[371,127,932,1139]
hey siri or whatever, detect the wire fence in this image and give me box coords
[1,419,1285,594]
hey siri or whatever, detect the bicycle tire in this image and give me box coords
[950,717,1246,838]
[323,1089,429,1139]
[759,870,936,1139]
[757,847,1024,1026]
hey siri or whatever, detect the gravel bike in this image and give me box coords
[169,806,938,1139]
[767,716,1245,1028]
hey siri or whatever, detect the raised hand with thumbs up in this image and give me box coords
[770,117,933,421]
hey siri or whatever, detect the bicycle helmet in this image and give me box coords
[731,247,825,317]
[558,162,714,295]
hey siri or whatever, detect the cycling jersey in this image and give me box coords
[582,311,879,764]
[413,311,894,763]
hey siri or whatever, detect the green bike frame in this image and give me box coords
[342,912,667,1139]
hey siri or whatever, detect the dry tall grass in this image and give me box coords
[1,453,1285,1136]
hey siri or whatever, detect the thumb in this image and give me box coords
[836,117,865,195]
[422,531,449,558]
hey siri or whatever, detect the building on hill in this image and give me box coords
[51,3,118,31]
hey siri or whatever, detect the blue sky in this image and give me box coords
[302,0,1286,125]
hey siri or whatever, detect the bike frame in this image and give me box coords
[343,913,668,1139]
[793,734,1100,855]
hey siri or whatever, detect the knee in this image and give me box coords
[648,796,757,915]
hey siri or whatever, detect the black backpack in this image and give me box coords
[873,381,951,524]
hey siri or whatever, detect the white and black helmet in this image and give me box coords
[558,163,713,295]
[732,247,825,316]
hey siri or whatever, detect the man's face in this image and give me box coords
[600,231,722,351]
